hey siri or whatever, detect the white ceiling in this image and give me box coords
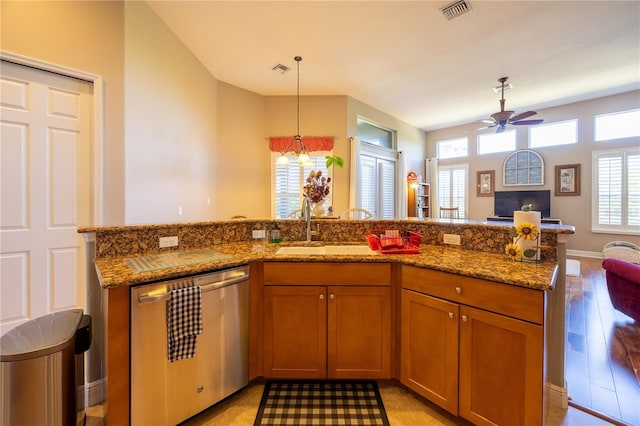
[147,1,640,131]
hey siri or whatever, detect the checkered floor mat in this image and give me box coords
[254,380,390,426]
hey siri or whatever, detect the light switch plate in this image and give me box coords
[159,236,179,248]
[443,234,461,245]
[252,230,266,239]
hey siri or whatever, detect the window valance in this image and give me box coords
[269,136,334,153]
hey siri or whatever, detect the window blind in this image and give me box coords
[438,165,467,218]
[359,150,396,219]
[593,148,640,233]
[274,155,330,219]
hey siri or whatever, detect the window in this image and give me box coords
[529,119,577,148]
[592,148,640,234]
[358,118,394,149]
[477,130,516,155]
[273,154,330,219]
[503,149,544,186]
[437,137,468,159]
[438,164,468,218]
[359,143,396,219]
[595,109,640,141]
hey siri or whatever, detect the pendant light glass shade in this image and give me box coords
[276,155,290,166]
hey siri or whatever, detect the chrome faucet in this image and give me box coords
[301,197,313,242]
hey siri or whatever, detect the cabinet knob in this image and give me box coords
[196,385,204,393]
[448,312,454,319]
[462,315,468,322]
[329,294,335,300]
[319,294,325,300]
[455,286,462,294]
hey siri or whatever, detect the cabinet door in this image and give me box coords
[263,286,326,378]
[327,286,391,379]
[400,289,459,414]
[459,305,543,426]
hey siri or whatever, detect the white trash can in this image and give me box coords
[1,309,91,426]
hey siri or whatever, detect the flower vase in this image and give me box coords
[312,200,326,217]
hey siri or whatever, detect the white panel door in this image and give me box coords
[1,61,91,334]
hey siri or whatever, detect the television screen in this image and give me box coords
[494,190,551,218]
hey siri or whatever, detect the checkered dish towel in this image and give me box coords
[167,285,203,362]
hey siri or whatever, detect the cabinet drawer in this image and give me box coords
[264,262,391,286]
[402,265,543,324]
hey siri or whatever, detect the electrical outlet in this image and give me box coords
[159,236,179,248]
[443,234,461,245]
[252,229,266,239]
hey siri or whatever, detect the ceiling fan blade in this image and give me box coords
[511,119,544,126]
[510,111,537,122]
[466,125,496,133]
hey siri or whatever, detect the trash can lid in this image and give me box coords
[1,309,83,362]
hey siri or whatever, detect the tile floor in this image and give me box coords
[87,380,618,425]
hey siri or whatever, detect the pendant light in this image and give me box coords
[276,56,312,166]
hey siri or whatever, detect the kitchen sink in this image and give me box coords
[274,245,378,256]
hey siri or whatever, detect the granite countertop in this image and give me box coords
[94,241,559,291]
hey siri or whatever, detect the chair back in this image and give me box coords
[287,209,303,219]
[340,208,373,220]
[439,207,459,219]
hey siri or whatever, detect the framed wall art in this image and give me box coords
[476,170,495,197]
[555,164,580,196]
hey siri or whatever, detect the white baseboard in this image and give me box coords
[567,249,603,259]
[547,382,568,409]
[85,377,106,407]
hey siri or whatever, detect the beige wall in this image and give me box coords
[124,2,218,224]
[425,90,640,253]
[1,1,126,225]
[216,82,268,219]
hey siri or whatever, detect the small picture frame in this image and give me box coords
[476,170,495,197]
[555,164,580,196]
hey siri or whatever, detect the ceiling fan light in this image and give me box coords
[491,111,514,122]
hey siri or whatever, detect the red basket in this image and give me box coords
[366,229,422,254]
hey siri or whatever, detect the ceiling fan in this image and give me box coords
[474,77,543,133]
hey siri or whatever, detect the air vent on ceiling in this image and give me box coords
[440,0,471,20]
[272,63,290,74]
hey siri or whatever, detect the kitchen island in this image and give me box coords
[80,218,573,425]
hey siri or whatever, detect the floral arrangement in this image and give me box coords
[303,170,331,203]
[505,221,539,261]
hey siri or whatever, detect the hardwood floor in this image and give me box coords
[565,257,640,425]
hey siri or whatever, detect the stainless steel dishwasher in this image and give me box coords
[130,265,249,425]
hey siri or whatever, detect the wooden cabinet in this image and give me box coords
[408,182,430,218]
[459,305,543,426]
[401,265,545,426]
[263,285,326,378]
[417,183,430,218]
[328,285,391,378]
[401,290,459,413]
[263,263,392,379]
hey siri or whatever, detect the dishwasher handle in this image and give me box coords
[136,270,249,305]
